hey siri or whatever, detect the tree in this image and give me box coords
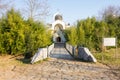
[77,27,85,46]
[100,6,120,46]
[65,17,109,51]
[0,8,52,55]
[81,17,95,49]
[92,21,108,51]
[25,18,52,55]
[0,8,26,55]
[24,0,49,20]
[76,21,85,46]
[65,27,77,46]
[100,6,120,22]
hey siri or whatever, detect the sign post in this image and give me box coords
[103,38,117,61]
[103,38,116,46]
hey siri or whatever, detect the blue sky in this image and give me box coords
[14,0,120,24]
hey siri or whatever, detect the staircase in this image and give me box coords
[50,43,73,60]
[54,42,65,48]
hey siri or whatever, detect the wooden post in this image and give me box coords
[102,38,104,62]
[115,37,117,59]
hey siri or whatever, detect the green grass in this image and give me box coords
[93,48,120,69]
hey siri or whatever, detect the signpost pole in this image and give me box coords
[103,37,116,61]
[115,37,117,59]
[102,38,104,62]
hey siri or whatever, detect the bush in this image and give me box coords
[0,9,52,55]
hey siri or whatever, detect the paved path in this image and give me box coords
[0,47,120,80]
[50,47,73,60]
[1,58,119,80]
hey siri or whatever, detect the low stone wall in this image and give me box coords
[48,44,54,56]
[78,47,97,62]
[31,44,54,64]
[66,43,97,62]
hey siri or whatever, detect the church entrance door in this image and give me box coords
[56,37,61,42]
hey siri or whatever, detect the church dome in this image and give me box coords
[55,14,63,21]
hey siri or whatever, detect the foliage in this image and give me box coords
[65,15,120,51]
[76,21,85,46]
[65,27,77,46]
[0,9,26,54]
[0,8,52,55]
[25,19,52,55]
[65,6,120,52]
[93,48,120,69]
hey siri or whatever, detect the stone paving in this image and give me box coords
[50,47,73,60]
[0,46,120,80]
[1,58,119,80]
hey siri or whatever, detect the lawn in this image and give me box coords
[93,48,120,70]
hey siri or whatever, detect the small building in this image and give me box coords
[49,12,70,43]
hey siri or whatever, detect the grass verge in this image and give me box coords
[93,48,120,70]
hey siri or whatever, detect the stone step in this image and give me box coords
[54,43,65,48]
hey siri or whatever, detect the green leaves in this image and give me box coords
[77,25,85,46]
[0,8,52,55]
[65,27,77,46]
[25,19,52,54]
[66,16,119,51]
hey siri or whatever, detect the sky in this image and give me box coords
[14,0,120,25]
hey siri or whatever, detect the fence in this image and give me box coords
[31,43,54,64]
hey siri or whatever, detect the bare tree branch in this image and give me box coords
[24,0,49,21]
[0,0,12,17]
[99,6,120,20]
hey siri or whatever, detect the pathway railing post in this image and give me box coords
[47,46,49,58]
[72,46,74,57]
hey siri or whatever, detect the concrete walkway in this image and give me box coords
[1,43,118,80]
[50,47,73,60]
[0,52,119,80]
[50,43,74,60]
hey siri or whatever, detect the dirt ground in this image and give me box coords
[0,55,120,80]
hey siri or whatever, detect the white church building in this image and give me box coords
[49,13,70,43]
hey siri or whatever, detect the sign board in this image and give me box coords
[103,38,116,46]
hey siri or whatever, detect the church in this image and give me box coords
[48,13,70,43]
